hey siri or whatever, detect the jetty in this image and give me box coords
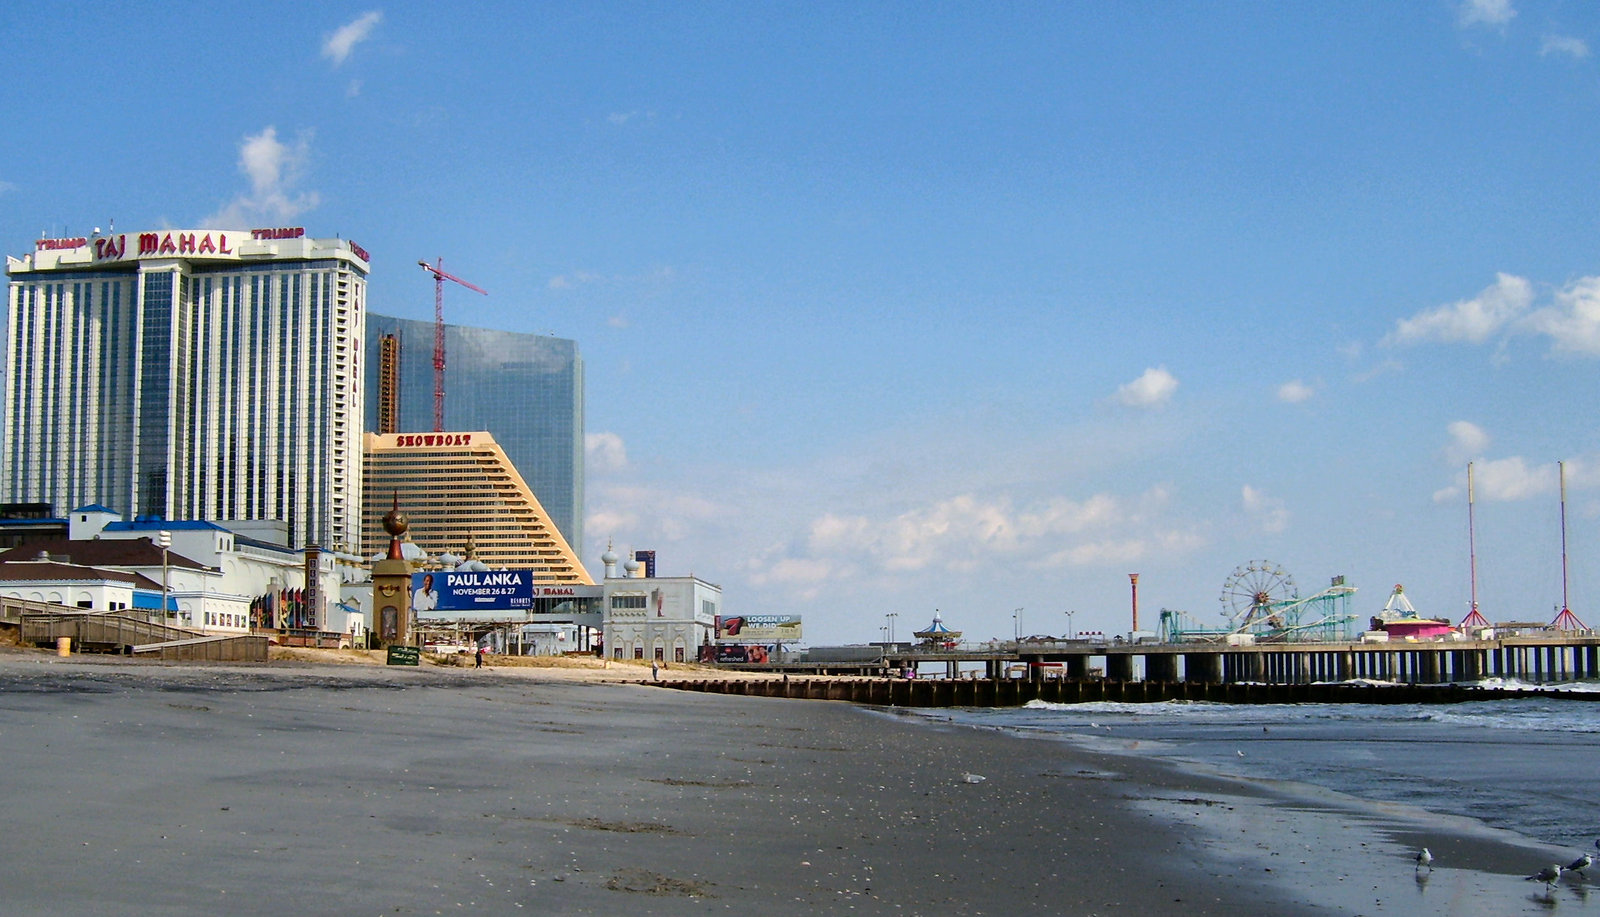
[675,632,1600,706]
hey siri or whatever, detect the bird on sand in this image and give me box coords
[1414,848,1433,871]
[1526,864,1564,887]
[1565,852,1592,878]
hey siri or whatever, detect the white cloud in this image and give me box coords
[1527,276,1600,355]
[607,315,631,329]
[1473,456,1557,501]
[1445,420,1490,465]
[0,179,15,195]
[1115,366,1179,408]
[1241,485,1289,534]
[549,270,603,290]
[323,11,382,66]
[1276,379,1314,403]
[1459,0,1515,28]
[585,432,629,471]
[1385,273,1533,346]
[796,489,1177,577]
[1541,35,1590,58]
[202,127,321,228]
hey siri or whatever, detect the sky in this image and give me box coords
[5,1,1600,645]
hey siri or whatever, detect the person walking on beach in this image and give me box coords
[475,644,485,668]
[651,660,660,681]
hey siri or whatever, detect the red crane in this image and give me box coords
[417,258,488,433]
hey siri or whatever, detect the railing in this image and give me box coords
[20,611,203,650]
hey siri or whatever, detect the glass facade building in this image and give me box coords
[363,314,584,552]
[3,229,369,552]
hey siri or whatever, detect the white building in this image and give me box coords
[599,548,720,663]
[0,504,361,641]
[3,227,369,553]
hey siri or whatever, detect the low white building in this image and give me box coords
[599,549,720,663]
[0,505,359,638]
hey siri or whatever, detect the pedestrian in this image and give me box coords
[651,660,660,681]
[475,644,485,668]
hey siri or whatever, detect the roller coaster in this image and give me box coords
[1159,560,1359,644]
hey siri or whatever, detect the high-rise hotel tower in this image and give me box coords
[3,227,369,552]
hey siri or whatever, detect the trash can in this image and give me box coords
[56,637,71,657]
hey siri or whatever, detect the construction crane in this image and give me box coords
[417,258,487,433]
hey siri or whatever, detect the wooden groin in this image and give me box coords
[656,677,1600,707]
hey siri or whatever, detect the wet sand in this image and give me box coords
[0,652,1586,915]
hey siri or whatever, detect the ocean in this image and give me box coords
[919,678,1600,851]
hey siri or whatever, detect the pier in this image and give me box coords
[659,675,1600,707]
[692,633,1600,706]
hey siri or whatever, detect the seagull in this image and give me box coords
[1566,852,1592,878]
[1526,864,1564,887]
[1414,848,1433,871]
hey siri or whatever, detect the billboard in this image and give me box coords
[699,644,770,664]
[715,615,802,642]
[411,570,535,613]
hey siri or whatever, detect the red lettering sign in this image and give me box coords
[251,227,305,240]
[93,235,126,260]
[349,241,370,263]
[395,434,473,447]
[35,237,87,251]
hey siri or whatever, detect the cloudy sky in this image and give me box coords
[4,1,1600,643]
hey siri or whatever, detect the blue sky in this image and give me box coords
[5,1,1600,644]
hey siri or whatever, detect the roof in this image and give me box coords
[70,504,119,515]
[104,519,229,532]
[0,561,140,585]
[0,538,211,572]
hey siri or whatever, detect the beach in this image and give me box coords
[0,650,1589,916]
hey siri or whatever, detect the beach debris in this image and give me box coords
[1414,848,1432,871]
[961,773,986,784]
[1236,750,1245,757]
[1525,864,1563,887]
[1565,852,1592,878]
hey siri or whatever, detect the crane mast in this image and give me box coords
[417,258,488,433]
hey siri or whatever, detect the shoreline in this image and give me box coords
[0,652,1589,914]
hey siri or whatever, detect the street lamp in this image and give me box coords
[1066,609,1076,640]
[157,530,171,623]
[1013,607,1023,641]
[886,612,898,645]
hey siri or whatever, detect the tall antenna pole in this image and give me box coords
[1468,462,1478,620]
[417,259,488,433]
[1560,460,1570,616]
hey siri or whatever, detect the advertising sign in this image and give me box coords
[715,615,802,642]
[699,644,770,664]
[411,570,534,613]
[386,645,421,666]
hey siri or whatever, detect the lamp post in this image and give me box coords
[157,530,171,623]
[1066,609,1076,640]
[886,612,898,645]
[1013,607,1023,642]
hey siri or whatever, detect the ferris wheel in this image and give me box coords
[1220,560,1298,630]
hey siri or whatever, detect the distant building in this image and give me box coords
[364,314,583,552]
[597,546,719,663]
[361,431,592,583]
[3,227,370,552]
[0,504,356,638]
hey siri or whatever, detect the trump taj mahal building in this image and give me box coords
[3,227,369,553]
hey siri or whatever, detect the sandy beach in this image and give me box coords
[0,648,1587,916]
